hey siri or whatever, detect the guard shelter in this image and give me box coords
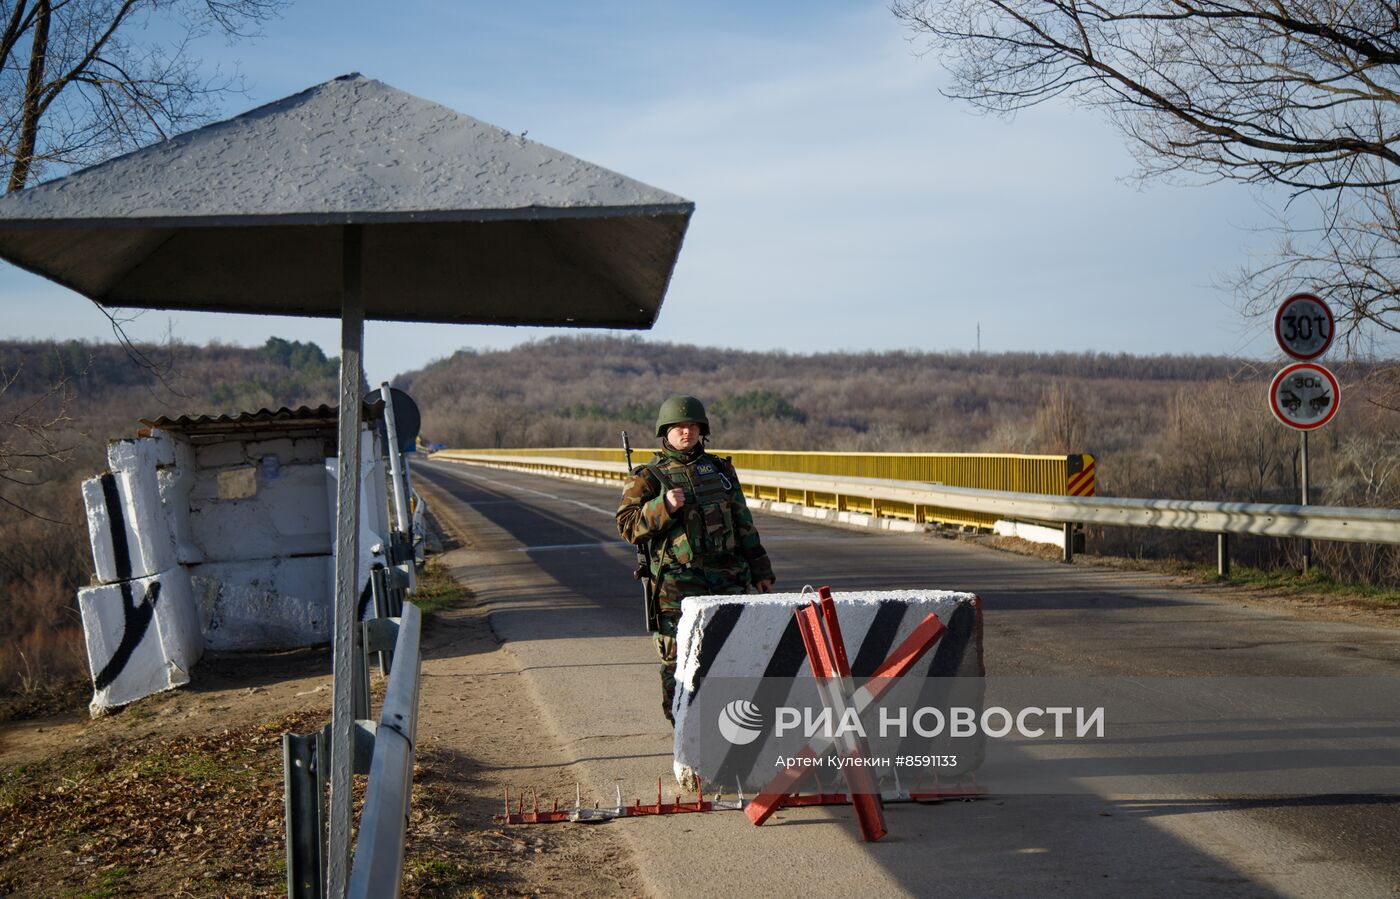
[80,403,395,712]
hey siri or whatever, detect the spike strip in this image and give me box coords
[492,785,983,824]
[495,783,717,824]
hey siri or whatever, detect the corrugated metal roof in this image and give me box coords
[140,401,383,436]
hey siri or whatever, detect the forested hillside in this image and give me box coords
[396,335,1394,500]
[0,338,339,699]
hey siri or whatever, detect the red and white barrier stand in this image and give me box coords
[745,586,969,840]
[497,585,985,832]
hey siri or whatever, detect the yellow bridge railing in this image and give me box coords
[434,448,1095,530]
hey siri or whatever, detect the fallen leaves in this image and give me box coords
[0,709,325,897]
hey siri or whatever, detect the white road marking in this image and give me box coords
[441,465,616,517]
[431,462,834,543]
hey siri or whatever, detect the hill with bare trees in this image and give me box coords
[395,335,1389,498]
[396,335,1400,587]
[6,333,1397,701]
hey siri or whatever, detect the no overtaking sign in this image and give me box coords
[1270,362,1339,431]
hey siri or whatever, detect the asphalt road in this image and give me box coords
[416,458,1400,898]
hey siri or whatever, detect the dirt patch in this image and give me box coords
[1,709,324,897]
[0,515,644,898]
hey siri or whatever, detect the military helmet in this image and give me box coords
[655,395,710,437]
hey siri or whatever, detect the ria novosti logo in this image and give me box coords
[713,700,1106,744]
[717,699,764,745]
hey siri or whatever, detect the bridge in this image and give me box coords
[413,454,1400,897]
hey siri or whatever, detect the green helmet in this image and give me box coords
[655,395,710,437]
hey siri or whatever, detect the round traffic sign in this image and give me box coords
[1269,362,1340,430]
[1274,293,1334,360]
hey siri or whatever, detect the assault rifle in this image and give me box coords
[623,431,661,633]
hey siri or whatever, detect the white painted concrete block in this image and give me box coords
[195,441,247,469]
[994,519,1065,548]
[81,468,178,583]
[82,477,117,584]
[291,438,326,463]
[368,431,392,536]
[190,555,334,651]
[189,462,332,561]
[79,567,202,715]
[245,437,296,464]
[324,430,390,591]
[672,589,985,792]
[107,431,175,472]
[158,437,202,564]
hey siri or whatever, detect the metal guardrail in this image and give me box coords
[445,447,1095,529]
[283,593,421,899]
[284,386,423,899]
[348,602,423,899]
[431,450,1400,559]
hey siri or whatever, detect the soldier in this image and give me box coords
[617,395,776,725]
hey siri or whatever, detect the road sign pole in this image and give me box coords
[1301,430,1311,575]
[1271,294,1338,578]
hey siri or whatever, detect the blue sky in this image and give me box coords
[0,0,1352,383]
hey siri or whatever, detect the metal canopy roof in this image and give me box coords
[0,74,693,327]
[139,401,385,438]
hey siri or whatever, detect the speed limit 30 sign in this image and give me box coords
[1274,293,1334,360]
[1269,362,1340,430]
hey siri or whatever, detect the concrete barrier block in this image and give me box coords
[79,567,202,715]
[367,431,391,536]
[82,477,118,583]
[190,555,334,651]
[107,431,175,472]
[324,434,390,589]
[82,468,178,583]
[672,590,985,793]
[994,519,1065,548]
[158,438,203,564]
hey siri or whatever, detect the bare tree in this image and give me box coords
[1032,381,1084,453]
[892,1,1400,343]
[0,0,284,475]
[0,0,284,192]
[0,358,75,521]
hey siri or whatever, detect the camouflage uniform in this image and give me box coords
[616,444,776,724]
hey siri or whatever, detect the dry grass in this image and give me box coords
[0,710,326,897]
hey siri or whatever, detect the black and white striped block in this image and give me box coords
[78,568,203,715]
[672,590,984,793]
[82,468,178,585]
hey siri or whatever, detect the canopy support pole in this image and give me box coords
[327,224,364,898]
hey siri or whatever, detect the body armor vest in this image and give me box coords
[645,454,737,569]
